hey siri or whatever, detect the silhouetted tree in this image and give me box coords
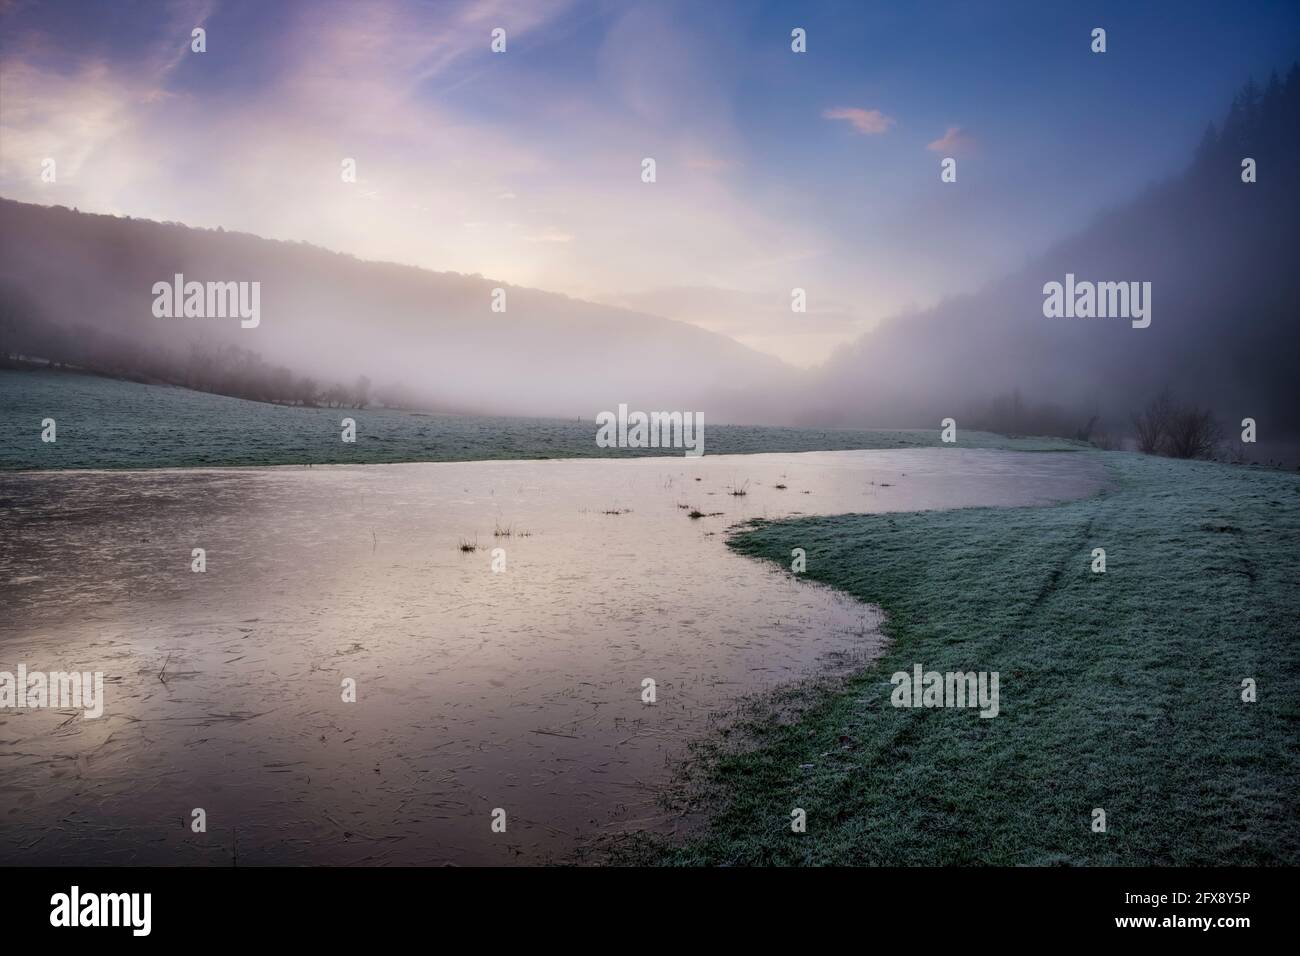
[1132,389,1174,455]
[1165,403,1222,459]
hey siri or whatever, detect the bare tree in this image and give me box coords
[1132,389,1174,454]
[1132,389,1221,459]
[1165,403,1222,459]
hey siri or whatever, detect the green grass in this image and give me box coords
[646,452,1300,865]
[0,369,1080,470]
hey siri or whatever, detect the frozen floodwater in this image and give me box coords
[0,448,1105,864]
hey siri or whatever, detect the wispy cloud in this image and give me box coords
[927,125,976,153]
[822,107,894,135]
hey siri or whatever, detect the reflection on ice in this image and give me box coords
[0,448,1104,864]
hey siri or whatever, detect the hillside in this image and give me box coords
[4,71,1297,439]
[809,69,1300,439]
[0,200,797,421]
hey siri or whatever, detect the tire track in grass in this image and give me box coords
[638,453,1300,866]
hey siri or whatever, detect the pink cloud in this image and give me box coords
[926,126,976,153]
[822,107,894,135]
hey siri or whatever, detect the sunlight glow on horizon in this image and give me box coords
[2,0,1294,367]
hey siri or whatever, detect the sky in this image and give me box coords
[2,0,1298,366]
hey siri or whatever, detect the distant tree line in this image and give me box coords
[0,300,377,409]
[968,384,1233,460]
[180,343,371,408]
[1192,65,1300,180]
[967,388,1102,444]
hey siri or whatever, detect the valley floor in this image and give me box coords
[0,369,1077,470]
[6,367,1296,865]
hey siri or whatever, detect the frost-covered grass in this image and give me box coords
[0,369,1078,470]
[646,452,1300,865]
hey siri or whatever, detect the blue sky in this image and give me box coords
[2,0,1298,363]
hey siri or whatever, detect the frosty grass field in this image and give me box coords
[0,369,1075,471]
